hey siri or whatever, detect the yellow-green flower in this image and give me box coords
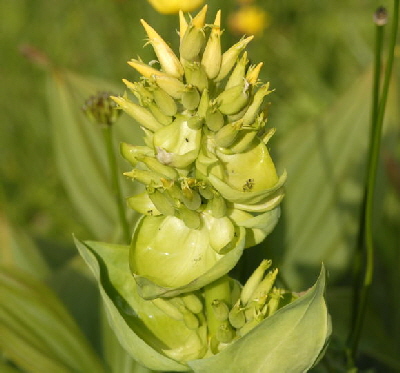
[146,0,205,14]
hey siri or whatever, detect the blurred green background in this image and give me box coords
[1,0,400,372]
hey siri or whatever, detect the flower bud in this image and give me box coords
[123,79,153,105]
[146,101,173,125]
[201,10,222,79]
[111,96,163,132]
[238,314,262,337]
[141,19,184,78]
[251,268,278,305]
[179,6,207,61]
[214,120,243,148]
[216,321,235,343]
[182,86,201,111]
[228,300,246,329]
[181,185,202,210]
[215,35,254,82]
[152,297,184,320]
[246,62,263,85]
[140,156,179,179]
[120,143,153,166]
[242,83,271,126]
[184,61,209,91]
[187,115,204,130]
[127,58,167,79]
[152,87,178,116]
[197,88,209,118]
[123,169,163,186]
[181,293,204,314]
[148,188,176,216]
[240,259,272,305]
[177,204,201,229]
[154,75,186,99]
[217,82,249,115]
[127,192,161,216]
[208,193,227,219]
[267,288,284,316]
[226,129,258,154]
[211,299,230,321]
[225,52,248,90]
[205,106,224,131]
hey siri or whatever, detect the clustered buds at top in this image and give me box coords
[111,6,291,365]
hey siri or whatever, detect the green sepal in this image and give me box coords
[188,266,330,373]
[130,215,246,299]
[74,238,202,371]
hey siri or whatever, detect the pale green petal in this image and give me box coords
[130,215,246,298]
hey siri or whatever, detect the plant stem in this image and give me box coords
[203,275,231,349]
[347,2,399,367]
[102,125,131,244]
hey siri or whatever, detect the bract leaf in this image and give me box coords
[0,267,106,373]
[75,237,201,372]
[188,266,330,373]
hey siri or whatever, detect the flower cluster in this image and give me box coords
[112,5,288,363]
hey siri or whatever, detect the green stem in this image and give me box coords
[347,2,399,367]
[102,125,131,244]
[203,275,231,347]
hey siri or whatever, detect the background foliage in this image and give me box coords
[1,0,399,371]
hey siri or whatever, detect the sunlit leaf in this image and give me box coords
[46,69,143,242]
[189,266,330,373]
[0,267,106,373]
[269,70,399,288]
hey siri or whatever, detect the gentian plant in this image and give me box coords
[76,5,330,372]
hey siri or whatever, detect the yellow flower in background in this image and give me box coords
[146,0,205,14]
[228,5,270,36]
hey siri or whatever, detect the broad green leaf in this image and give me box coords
[0,266,106,373]
[269,70,399,288]
[74,237,195,372]
[0,213,50,279]
[188,266,330,373]
[46,69,143,242]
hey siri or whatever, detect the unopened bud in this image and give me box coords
[240,259,272,305]
[123,169,162,186]
[182,86,201,111]
[216,321,235,343]
[214,120,243,148]
[152,298,183,320]
[374,6,388,26]
[184,61,208,91]
[111,96,163,132]
[246,62,263,85]
[181,293,203,314]
[187,115,204,130]
[148,188,176,216]
[225,52,248,90]
[205,106,224,131]
[128,58,167,79]
[146,101,172,125]
[217,82,249,115]
[120,143,153,166]
[141,156,179,179]
[141,19,184,78]
[177,205,201,229]
[242,83,271,126]
[154,75,186,99]
[208,192,227,218]
[211,299,230,321]
[267,288,284,316]
[215,36,254,82]
[152,87,178,116]
[201,10,222,79]
[197,88,210,118]
[228,300,246,329]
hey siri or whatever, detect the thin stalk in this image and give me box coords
[102,125,131,243]
[347,3,399,367]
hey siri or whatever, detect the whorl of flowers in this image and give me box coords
[111,5,287,362]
